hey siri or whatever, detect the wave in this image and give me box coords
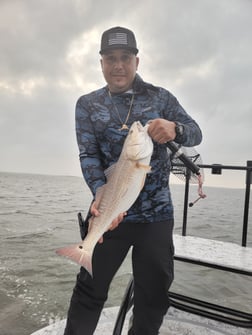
[0,209,44,216]
[4,228,56,241]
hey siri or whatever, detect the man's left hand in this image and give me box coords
[148,118,176,144]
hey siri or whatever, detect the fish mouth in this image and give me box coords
[128,121,144,135]
[128,121,144,136]
[135,121,144,131]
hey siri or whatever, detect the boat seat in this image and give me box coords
[173,234,252,276]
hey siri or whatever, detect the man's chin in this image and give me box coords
[110,82,130,93]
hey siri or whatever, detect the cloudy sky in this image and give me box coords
[1,0,252,188]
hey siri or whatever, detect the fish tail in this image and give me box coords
[56,244,93,277]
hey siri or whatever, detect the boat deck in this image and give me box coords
[174,234,252,275]
[31,306,252,335]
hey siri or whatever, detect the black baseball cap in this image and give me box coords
[99,26,139,55]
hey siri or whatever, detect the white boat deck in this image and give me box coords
[31,306,252,335]
[173,235,252,274]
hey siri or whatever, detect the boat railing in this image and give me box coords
[179,160,252,247]
[112,161,252,334]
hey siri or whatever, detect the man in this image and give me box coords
[64,26,202,335]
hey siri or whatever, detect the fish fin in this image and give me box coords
[56,244,93,277]
[104,163,117,181]
[95,165,115,205]
[136,162,152,171]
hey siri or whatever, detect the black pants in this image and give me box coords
[64,219,174,335]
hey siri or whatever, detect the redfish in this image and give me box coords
[56,121,153,276]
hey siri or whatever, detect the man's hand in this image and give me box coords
[148,118,176,144]
[90,201,126,243]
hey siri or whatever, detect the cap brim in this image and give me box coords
[100,46,138,55]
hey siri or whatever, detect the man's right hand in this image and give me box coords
[90,201,127,243]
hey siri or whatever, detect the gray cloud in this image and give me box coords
[1,0,252,187]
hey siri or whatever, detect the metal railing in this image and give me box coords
[112,161,252,333]
[180,160,252,246]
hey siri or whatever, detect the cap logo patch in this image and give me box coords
[108,32,128,46]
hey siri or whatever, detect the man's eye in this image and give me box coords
[122,55,130,62]
[107,57,115,63]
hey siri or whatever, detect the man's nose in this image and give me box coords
[113,58,124,68]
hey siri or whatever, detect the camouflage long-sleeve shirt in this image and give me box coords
[75,74,202,223]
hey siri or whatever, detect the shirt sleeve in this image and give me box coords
[75,96,106,196]
[162,89,202,147]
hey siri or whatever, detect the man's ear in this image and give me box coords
[100,58,103,71]
[136,56,139,70]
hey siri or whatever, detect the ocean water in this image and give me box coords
[0,172,251,335]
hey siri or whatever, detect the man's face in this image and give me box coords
[100,49,139,93]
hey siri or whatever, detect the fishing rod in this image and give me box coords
[166,141,200,176]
